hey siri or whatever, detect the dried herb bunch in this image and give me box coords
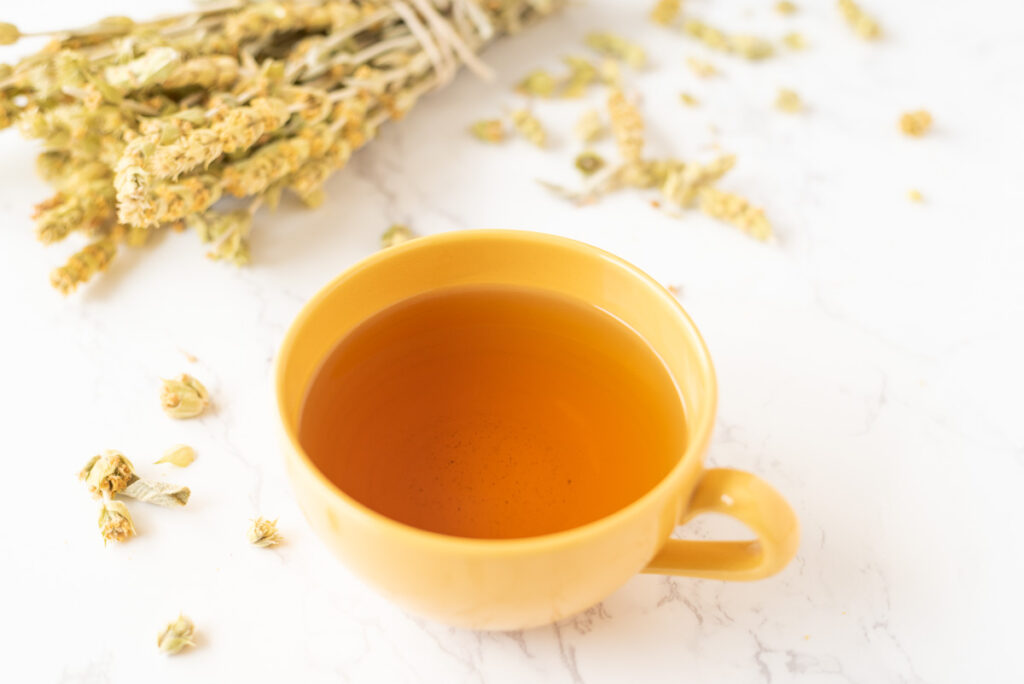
[0,0,564,293]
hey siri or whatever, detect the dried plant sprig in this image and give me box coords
[698,186,773,241]
[838,0,881,40]
[682,19,774,60]
[160,373,210,419]
[98,499,136,544]
[80,450,191,507]
[157,615,196,655]
[247,517,283,547]
[381,224,416,248]
[607,90,644,165]
[156,445,196,467]
[3,0,567,293]
[899,110,932,137]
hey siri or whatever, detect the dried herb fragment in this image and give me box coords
[157,615,195,655]
[782,32,807,50]
[776,2,798,14]
[584,32,647,69]
[156,445,196,467]
[511,109,546,148]
[650,0,682,26]
[247,517,283,548]
[686,57,717,78]
[838,0,881,40]
[680,93,699,107]
[81,451,136,498]
[776,89,803,113]
[683,19,774,59]
[575,109,605,143]
[899,110,932,137]
[381,224,416,249]
[575,151,606,176]
[122,479,191,507]
[516,69,558,97]
[907,189,924,202]
[469,119,505,143]
[160,373,210,419]
[607,90,644,164]
[98,500,136,544]
[698,186,773,241]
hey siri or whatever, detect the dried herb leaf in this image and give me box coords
[155,444,196,468]
[122,479,191,507]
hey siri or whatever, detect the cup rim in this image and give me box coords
[275,229,717,554]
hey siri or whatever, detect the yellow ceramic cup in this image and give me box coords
[276,230,799,630]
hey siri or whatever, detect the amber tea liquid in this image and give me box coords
[299,285,686,539]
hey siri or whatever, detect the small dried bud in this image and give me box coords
[81,450,136,498]
[381,224,416,249]
[698,186,773,241]
[782,32,807,50]
[155,445,196,468]
[515,69,557,98]
[907,189,924,203]
[686,57,717,78]
[838,0,882,40]
[650,0,681,26]
[469,119,505,143]
[574,151,606,176]
[160,374,210,419]
[98,500,136,544]
[585,32,646,69]
[775,89,803,113]
[899,110,932,137]
[157,615,195,655]
[0,23,21,46]
[680,93,699,107]
[561,56,598,98]
[511,109,546,148]
[776,1,798,14]
[247,516,283,548]
[574,109,605,143]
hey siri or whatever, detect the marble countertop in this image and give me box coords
[2,1,1022,682]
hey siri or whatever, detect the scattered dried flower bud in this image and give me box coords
[98,500,136,544]
[515,69,557,98]
[907,189,924,202]
[574,109,606,143]
[680,93,699,107]
[381,224,416,249]
[511,109,547,148]
[247,517,282,548]
[585,32,647,69]
[0,22,21,46]
[155,445,196,468]
[157,615,195,655]
[160,374,210,419]
[782,32,807,50]
[575,151,606,176]
[899,110,932,137]
[469,119,505,143]
[81,450,137,498]
[561,56,598,98]
[650,0,681,26]
[686,57,717,78]
[838,0,882,40]
[776,1,798,14]
[698,186,773,241]
[776,89,803,113]
[607,90,645,164]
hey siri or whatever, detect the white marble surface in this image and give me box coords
[2,1,1022,682]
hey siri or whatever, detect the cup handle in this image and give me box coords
[643,468,799,580]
